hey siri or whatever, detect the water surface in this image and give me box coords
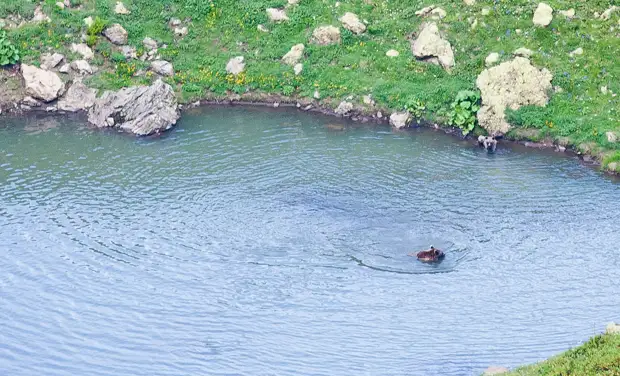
[1,108,619,376]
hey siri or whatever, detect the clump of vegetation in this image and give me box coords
[87,17,107,36]
[116,62,136,79]
[0,30,20,66]
[448,90,480,136]
[405,98,426,119]
[506,333,620,376]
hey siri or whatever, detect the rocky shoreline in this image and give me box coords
[2,72,606,175]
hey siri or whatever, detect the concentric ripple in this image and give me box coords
[1,108,619,376]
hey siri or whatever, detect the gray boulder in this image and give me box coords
[310,26,341,45]
[70,60,93,75]
[40,53,64,70]
[390,112,412,129]
[21,64,64,102]
[335,101,353,116]
[411,22,455,70]
[103,24,128,45]
[58,81,97,112]
[87,80,180,136]
[150,60,174,76]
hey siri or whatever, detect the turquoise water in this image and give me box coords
[1,107,619,375]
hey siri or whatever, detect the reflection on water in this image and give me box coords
[1,107,619,376]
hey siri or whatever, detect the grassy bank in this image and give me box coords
[1,0,619,170]
[505,333,620,376]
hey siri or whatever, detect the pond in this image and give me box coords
[1,107,619,375]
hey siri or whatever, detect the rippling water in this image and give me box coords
[1,108,619,376]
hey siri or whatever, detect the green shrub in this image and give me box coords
[448,90,480,136]
[116,62,136,79]
[404,98,426,119]
[282,85,294,96]
[0,30,20,66]
[111,52,126,63]
[85,35,98,47]
[87,17,107,36]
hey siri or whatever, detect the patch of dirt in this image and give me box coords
[0,66,24,113]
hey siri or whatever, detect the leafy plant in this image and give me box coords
[404,98,426,119]
[282,85,294,97]
[0,30,20,66]
[448,90,480,136]
[87,17,107,36]
[116,62,136,79]
[85,34,97,47]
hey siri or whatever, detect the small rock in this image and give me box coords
[600,6,618,21]
[71,60,93,75]
[485,52,500,66]
[21,64,65,102]
[377,111,383,119]
[150,60,174,76]
[601,86,609,95]
[168,18,182,28]
[569,47,583,57]
[411,22,455,70]
[267,8,289,22]
[257,24,269,33]
[481,8,491,16]
[516,29,522,34]
[140,38,157,52]
[20,105,32,111]
[273,102,280,108]
[533,3,553,27]
[335,101,353,116]
[293,63,303,75]
[559,9,575,18]
[386,49,399,57]
[606,131,618,143]
[58,64,70,74]
[115,2,130,15]
[390,112,411,129]
[106,117,115,126]
[310,26,341,45]
[226,56,245,75]
[608,162,619,171]
[46,106,57,112]
[483,366,509,375]
[288,0,299,5]
[71,43,94,60]
[174,26,188,37]
[471,19,478,30]
[84,16,94,27]
[56,2,65,10]
[416,6,447,20]
[556,145,566,152]
[339,12,366,34]
[103,24,128,45]
[40,53,65,70]
[464,0,475,5]
[606,322,620,334]
[303,104,313,111]
[32,5,50,23]
[513,47,533,58]
[363,95,375,106]
[22,96,42,107]
[58,81,97,112]
[120,45,137,60]
[282,44,305,66]
[313,90,320,99]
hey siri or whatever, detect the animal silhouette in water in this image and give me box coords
[409,245,445,263]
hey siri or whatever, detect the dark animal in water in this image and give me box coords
[409,245,445,262]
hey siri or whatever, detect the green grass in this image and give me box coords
[506,333,620,376]
[1,0,619,169]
